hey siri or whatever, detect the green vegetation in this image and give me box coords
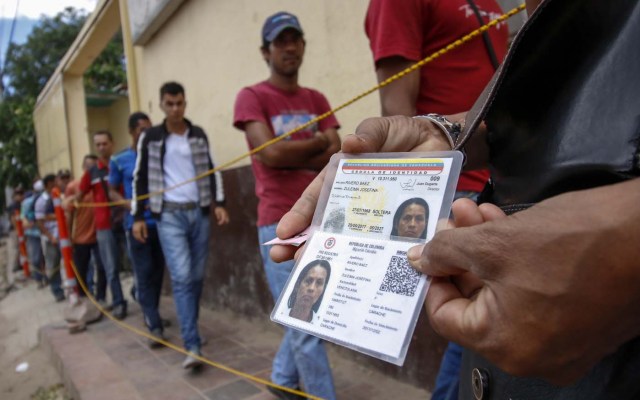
[0,7,125,204]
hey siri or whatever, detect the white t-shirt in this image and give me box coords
[34,192,58,240]
[163,131,199,203]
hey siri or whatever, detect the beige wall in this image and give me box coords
[87,106,109,139]
[86,96,131,160]
[134,0,379,168]
[34,0,124,179]
[33,76,72,176]
[108,96,132,153]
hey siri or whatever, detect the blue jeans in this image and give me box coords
[26,235,44,282]
[42,240,63,298]
[433,190,480,400]
[86,247,107,301]
[126,227,165,332]
[431,342,463,400]
[157,208,209,351]
[96,229,126,307]
[258,223,336,400]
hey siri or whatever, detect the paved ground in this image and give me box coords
[1,239,432,400]
[40,289,430,399]
[0,238,70,400]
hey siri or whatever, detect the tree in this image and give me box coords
[0,98,38,186]
[0,6,126,203]
[84,33,127,93]
[3,7,87,99]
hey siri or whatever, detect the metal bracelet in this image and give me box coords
[413,114,462,149]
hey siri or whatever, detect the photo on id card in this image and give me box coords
[271,151,463,365]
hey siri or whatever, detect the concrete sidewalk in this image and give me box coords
[36,283,430,400]
[0,239,70,400]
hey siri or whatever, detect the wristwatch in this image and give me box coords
[414,114,462,149]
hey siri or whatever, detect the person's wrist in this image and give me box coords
[413,114,463,149]
[314,132,329,149]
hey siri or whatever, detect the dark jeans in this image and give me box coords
[126,228,165,332]
[73,242,105,299]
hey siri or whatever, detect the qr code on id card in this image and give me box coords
[379,255,421,297]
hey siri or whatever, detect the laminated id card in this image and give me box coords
[271,151,463,365]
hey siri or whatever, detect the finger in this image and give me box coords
[407,215,457,267]
[413,201,507,278]
[134,230,145,243]
[270,244,297,263]
[342,118,390,153]
[270,240,308,263]
[426,276,486,348]
[416,227,493,278]
[408,230,475,277]
[451,198,485,228]
[346,116,446,154]
[407,244,426,266]
[451,271,484,299]
[478,202,507,221]
[277,167,327,239]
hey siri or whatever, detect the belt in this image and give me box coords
[163,201,198,211]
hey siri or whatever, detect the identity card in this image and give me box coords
[271,152,463,365]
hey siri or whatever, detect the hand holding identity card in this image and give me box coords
[271,152,463,365]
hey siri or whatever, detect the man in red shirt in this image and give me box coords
[66,154,106,303]
[233,11,340,400]
[78,131,126,319]
[365,1,508,398]
[365,0,508,197]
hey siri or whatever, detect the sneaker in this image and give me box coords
[112,303,127,320]
[147,328,166,349]
[161,318,172,328]
[54,293,66,302]
[182,348,203,369]
[266,385,307,400]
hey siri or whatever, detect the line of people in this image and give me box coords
[6,1,638,399]
[7,171,72,302]
[4,3,511,399]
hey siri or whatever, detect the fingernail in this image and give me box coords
[345,133,366,142]
[407,245,424,261]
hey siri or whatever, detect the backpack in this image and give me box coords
[28,193,54,222]
[26,193,42,222]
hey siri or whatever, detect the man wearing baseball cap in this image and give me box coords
[234,11,340,400]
